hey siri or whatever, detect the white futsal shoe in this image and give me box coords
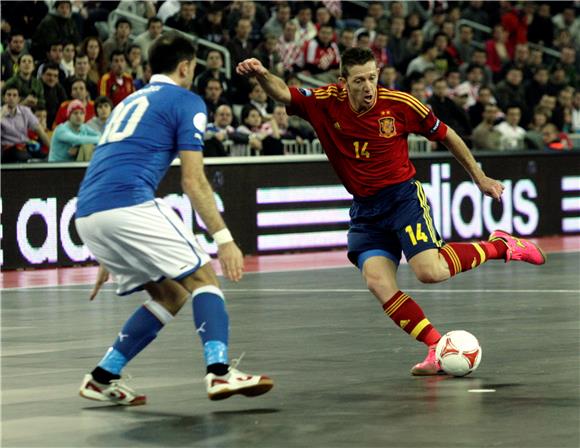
[79,374,147,406]
[205,355,273,401]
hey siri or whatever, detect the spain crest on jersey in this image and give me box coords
[379,116,396,138]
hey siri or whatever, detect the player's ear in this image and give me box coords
[338,76,346,87]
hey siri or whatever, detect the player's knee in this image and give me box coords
[364,271,395,297]
[415,266,446,284]
[179,265,220,293]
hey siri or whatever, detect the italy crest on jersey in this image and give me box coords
[379,116,396,138]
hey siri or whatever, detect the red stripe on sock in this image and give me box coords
[440,241,506,277]
[382,291,441,346]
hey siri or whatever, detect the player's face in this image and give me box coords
[75,57,89,76]
[342,61,379,113]
[87,40,100,59]
[97,103,112,120]
[3,89,20,108]
[215,107,232,127]
[72,82,88,100]
[180,58,196,89]
[69,109,85,126]
[19,55,34,76]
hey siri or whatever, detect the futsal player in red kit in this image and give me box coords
[236,48,545,375]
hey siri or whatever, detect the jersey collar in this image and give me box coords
[149,74,178,86]
[348,92,378,117]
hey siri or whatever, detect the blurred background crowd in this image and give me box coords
[1,0,579,163]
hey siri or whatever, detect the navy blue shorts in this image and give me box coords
[347,179,444,268]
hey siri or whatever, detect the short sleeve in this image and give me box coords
[287,86,318,120]
[408,108,448,142]
[175,93,206,151]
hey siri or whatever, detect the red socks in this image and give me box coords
[383,291,441,346]
[440,241,507,277]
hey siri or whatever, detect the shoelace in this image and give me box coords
[229,351,246,371]
[109,373,138,393]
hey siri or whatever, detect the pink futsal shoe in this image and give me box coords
[79,374,147,406]
[410,345,445,376]
[489,230,546,265]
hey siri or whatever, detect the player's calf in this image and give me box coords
[408,249,451,284]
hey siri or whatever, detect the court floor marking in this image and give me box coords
[2,246,578,292]
[3,288,579,294]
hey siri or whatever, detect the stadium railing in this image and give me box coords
[221,135,430,156]
[107,8,232,78]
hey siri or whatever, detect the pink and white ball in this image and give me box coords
[436,330,482,377]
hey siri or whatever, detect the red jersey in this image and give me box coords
[99,72,135,106]
[52,100,95,129]
[287,85,448,197]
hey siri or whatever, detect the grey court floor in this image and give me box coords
[2,252,579,448]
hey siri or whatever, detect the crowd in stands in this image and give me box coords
[1,0,579,163]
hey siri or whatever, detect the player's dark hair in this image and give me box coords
[115,18,132,29]
[149,34,196,75]
[340,47,375,78]
[17,53,33,65]
[54,1,71,9]
[69,77,87,88]
[94,95,113,108]
[3,85,20,96]
[466,63,483,74]
[8,31,25,41]
[357,31,370,41]
[110,49,126,62]
[240,104,260,125]
[74,52,89,63]
[42,62,60,74]
[147,17,162,28]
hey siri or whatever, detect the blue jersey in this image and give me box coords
[76,75,206,217]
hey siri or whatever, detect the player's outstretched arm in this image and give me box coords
[180,150,244,281]
[236,58,292,105]
[441,127,505,201]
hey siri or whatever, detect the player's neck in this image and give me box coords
[349,97,372,114]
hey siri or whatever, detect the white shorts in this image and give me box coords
[76,199,211,295]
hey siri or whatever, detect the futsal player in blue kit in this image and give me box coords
[75,35,273,405]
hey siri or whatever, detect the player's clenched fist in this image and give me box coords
[476,176,505,201]
[236,58,268,77]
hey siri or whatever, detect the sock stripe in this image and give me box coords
[385,294,410,316]
[192,285,225,300]
[442,246,461,274]
[410,318,430,339]
[448,247,463,273]
[472,243,487,264]
[144,299,174,325]
[386,296,408,316]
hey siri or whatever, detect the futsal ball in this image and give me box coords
[435,330,482,377]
